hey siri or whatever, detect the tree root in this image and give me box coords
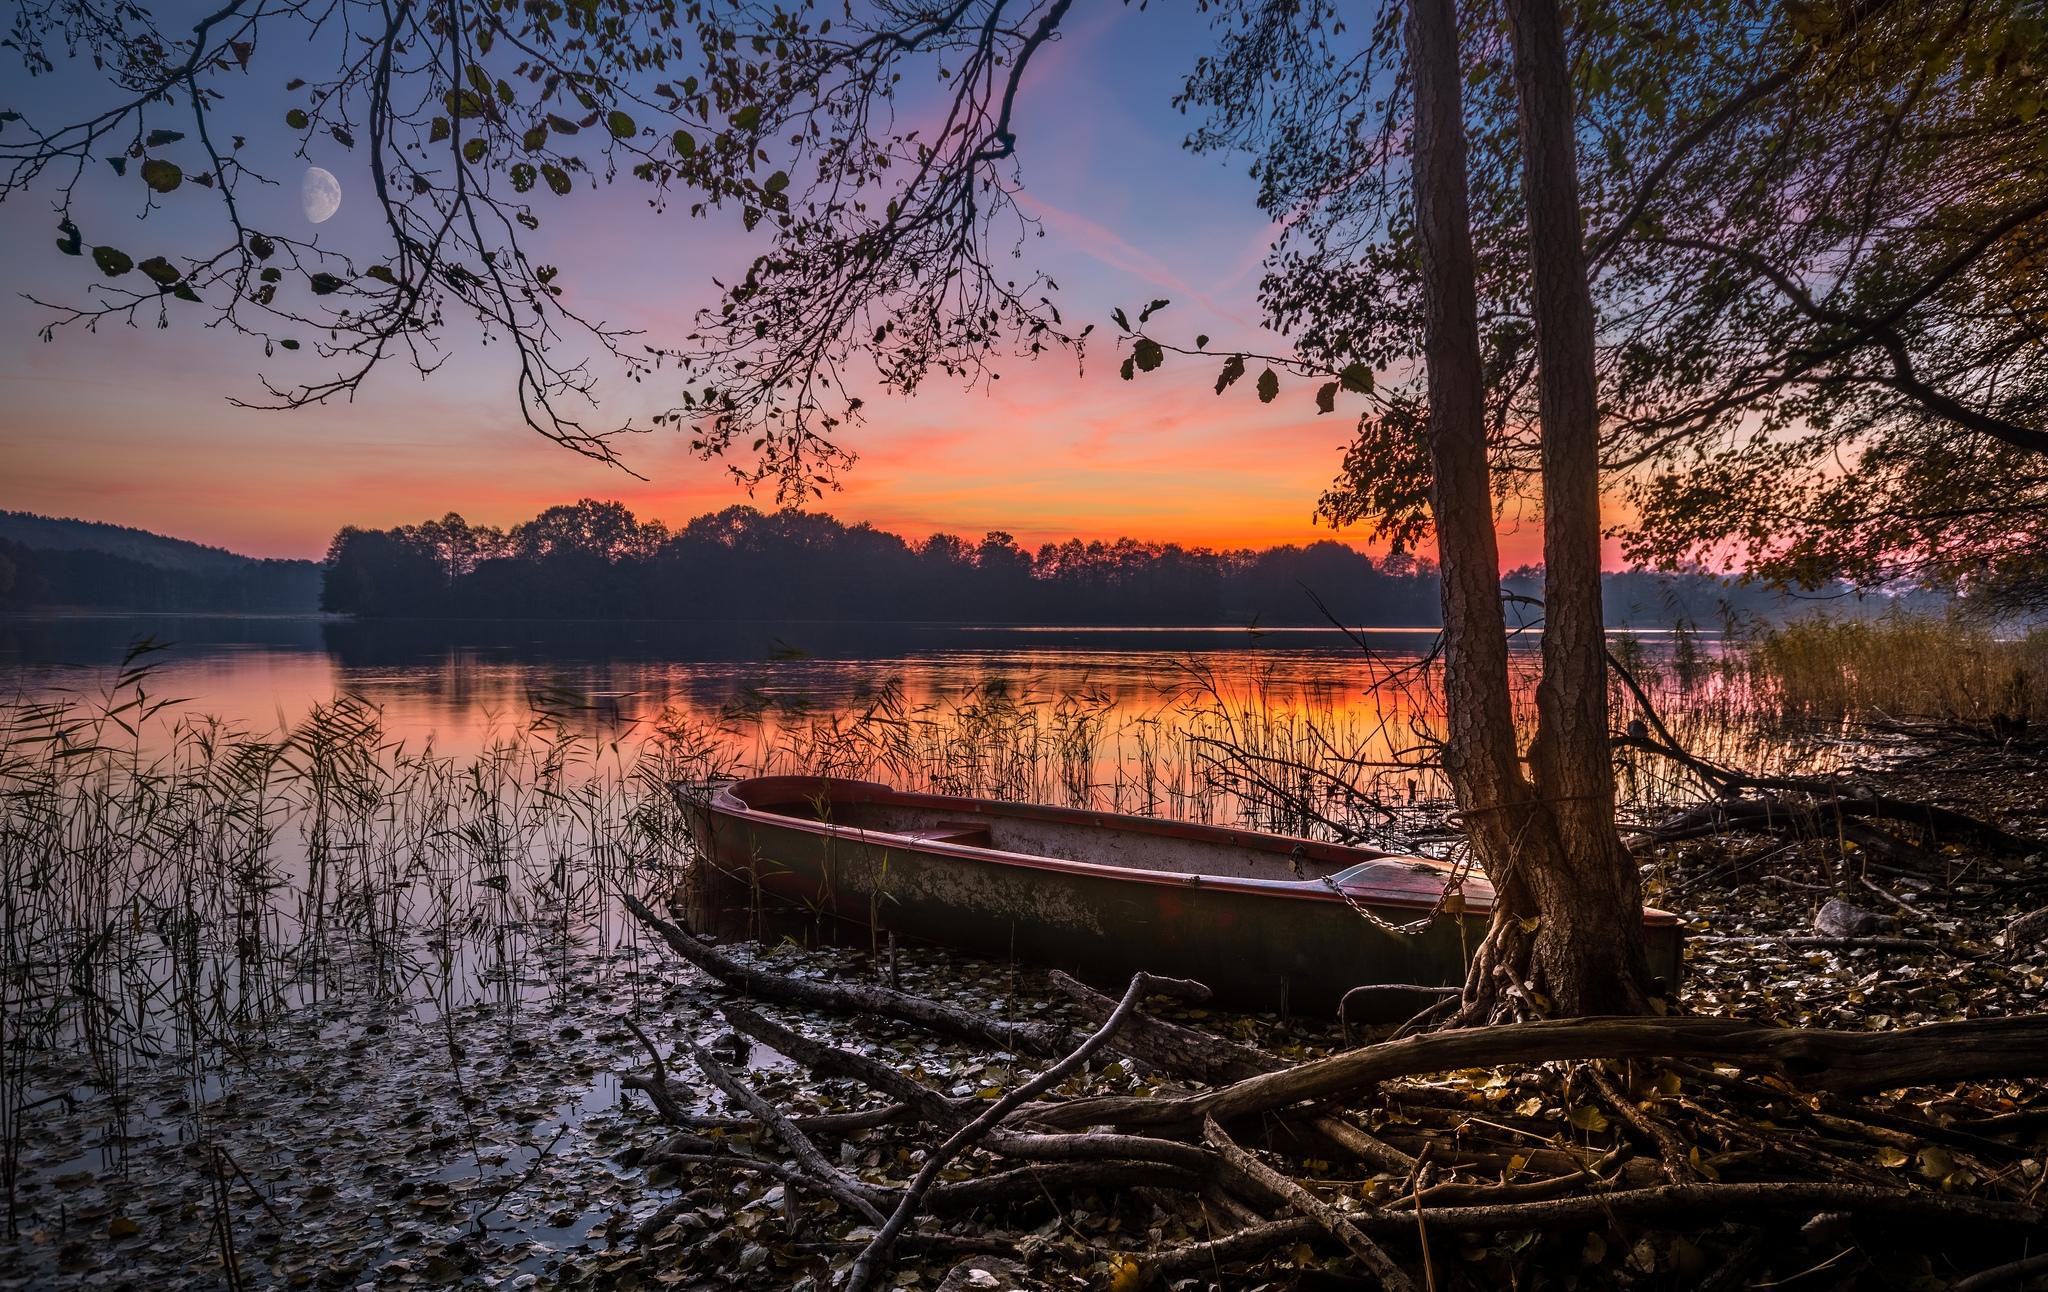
[1034,1013,2048,1131]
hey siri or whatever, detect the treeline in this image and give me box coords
[0,535,322,614]
[321,501,1446,624]
[321,500,1908,627]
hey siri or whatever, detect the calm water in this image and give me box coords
[0,612,1479,745]
[0,611,1751,827]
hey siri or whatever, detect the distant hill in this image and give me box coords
[0,512,322,613]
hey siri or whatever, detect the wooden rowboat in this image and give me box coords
[687,776,1683,1015]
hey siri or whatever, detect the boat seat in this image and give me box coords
[897,822,994,848]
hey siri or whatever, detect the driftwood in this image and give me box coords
[623,892,1070,1056]
[1034,1013,2048,1130]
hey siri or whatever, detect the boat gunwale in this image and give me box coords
[700,775,1681,926]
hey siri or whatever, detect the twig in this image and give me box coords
[680,1034,887,1225]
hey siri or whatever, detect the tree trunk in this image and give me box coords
[1504,0,1654,1014]
[1405,0,1656,1019]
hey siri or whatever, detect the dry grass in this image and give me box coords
[1749,615,2046,726]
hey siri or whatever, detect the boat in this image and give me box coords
[685,775,1684,1015]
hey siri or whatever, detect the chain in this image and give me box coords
[1293,842,1478,937]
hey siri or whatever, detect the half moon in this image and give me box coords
[302,167,342,224]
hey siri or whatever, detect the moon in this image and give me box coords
[302,167,341,224]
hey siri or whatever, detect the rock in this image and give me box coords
[936,1256,1034,1291]
[1813,898,1891,938]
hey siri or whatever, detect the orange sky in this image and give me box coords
[0,4,1572,569]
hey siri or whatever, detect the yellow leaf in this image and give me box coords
[1568,1105,1610,1133]
[1917,1146,1956,1180]
[1582,1231,1608,1264]
[1107,1255,1145,1292]
[1874,1147,1910,1168]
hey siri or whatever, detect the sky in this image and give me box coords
[0,5,1551,566]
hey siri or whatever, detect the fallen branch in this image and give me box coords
[1035,1014,2048,1130]
[1202,1114,1416,1291]
[716,1001,966,1126]
[1952,1251,2048,1292]
[679,1035,888,1225]
[1583,1063,1696,1184]
[844,971,1210,1292]
[1048,968,1277,1084]
[1379,1181,2042,1234]
[1051,969,1416,1174]
[1687,934,1950,952]
[1624,784,2042,859]
[1112,1180,2041,1282]
[625,891,1069,1056]
[1124,1217,1319,1285]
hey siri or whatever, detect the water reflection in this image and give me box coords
[1,614,1475,747]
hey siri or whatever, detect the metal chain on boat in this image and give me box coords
[1299,842,1478,937]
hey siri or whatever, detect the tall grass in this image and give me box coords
[0,645,716,1235]
[1751,615,2046,726]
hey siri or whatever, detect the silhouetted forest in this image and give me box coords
[0,514,321,613]
[320,501,1895,626]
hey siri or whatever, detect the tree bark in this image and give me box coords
[1490,0,1652,1014]
[1408,0,1653,1018]
[1406,0,1546,1017]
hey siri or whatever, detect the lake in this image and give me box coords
[0,614,1750,819]
[0,613,1472,741]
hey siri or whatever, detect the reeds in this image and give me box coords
[1750,615,2046,726]
[0,645,714,1234]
